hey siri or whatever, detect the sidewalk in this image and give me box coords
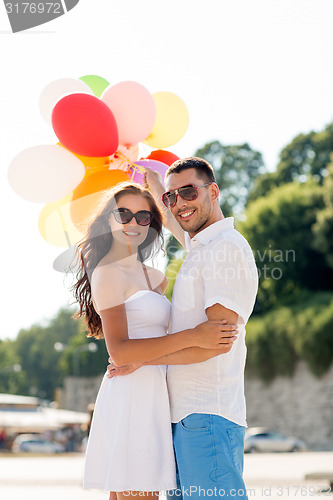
[0,452,331,499]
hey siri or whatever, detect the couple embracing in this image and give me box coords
[72,157,258,499]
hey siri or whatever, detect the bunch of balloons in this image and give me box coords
[8,75,189,248]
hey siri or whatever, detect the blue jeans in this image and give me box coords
[166,413,247,499]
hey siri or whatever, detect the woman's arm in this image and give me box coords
[107,344,233,378]
[106,307,239,377]
[100,305,237,367]
[92,264,228,366]
[92,261,237,368]
[143,167,186,248]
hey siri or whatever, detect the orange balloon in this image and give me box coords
[84,164,110,177]
[58,142,110,170]
[70,169,131,232]
[75,154,110,170]
[146,149,180,166]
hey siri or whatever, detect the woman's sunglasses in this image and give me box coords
[111,208,154,226]
[162,183,212,208]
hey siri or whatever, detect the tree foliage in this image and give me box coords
[248,122,333,202]
[245,292,333,380]
[14,308,81,399]
[58,329,108,378]
[6,307,108,401]
[238,181,333,312]
[164,257,184,303]
[0,340,23,394]
[312,159,333,269]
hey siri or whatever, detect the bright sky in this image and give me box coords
[1,0,333,340]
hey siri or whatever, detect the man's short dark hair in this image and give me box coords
[165,157,216,184]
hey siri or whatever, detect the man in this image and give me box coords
[108,157,258,498]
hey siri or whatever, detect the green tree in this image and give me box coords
[0,339,23,394]
[238,181,333,312]
[248,122,333,202]
[15,307,81,400]
[312,158,333,269]
[246,292,333,380]
[165,234,186,267]
[164,257,184,303]
[59,330,109,378]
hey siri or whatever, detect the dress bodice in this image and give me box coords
[124,290,171,339]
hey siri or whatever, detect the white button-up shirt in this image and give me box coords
[167,217,258,426]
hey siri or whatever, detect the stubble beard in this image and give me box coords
[177,203,212,235]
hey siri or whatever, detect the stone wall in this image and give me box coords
[245,361,333,450]
[59,361,333,450]
[60,375,103,413]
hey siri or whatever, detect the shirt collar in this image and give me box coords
[185,217,235,251]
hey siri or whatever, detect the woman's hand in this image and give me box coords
[192,320,238,349]
[107,357,142,378]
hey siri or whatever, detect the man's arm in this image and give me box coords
[143,167,186,248]
[205,303,238,325]
[144,304,238,365]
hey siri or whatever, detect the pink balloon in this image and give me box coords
[102,81,156,147]
[129,159,168,187]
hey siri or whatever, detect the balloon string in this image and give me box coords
[57,207,72,247]
[109,151,146,180]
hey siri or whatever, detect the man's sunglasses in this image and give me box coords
[162,183,212,208]
[111,208,154,226]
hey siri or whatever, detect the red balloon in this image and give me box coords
[146,149,180,166]
[52,93,119,157]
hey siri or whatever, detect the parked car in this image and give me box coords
[244,427,306,453]
[80,435,88,453]
[12,434,65,453]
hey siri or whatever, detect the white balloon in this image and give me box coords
[53,246,81,274]
[39,78,93,126]
[8,145,85,203]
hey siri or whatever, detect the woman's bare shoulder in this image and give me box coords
[142,265,168,292]
[91,261,125,284]
[91,263,126,311]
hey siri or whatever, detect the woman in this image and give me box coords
[71,181,237,499]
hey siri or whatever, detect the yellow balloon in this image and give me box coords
[143,92,189,149]
[38,194,85,248]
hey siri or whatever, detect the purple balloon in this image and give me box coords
[129,159,168,186]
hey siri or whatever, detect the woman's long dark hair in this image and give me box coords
[71,182,164,339]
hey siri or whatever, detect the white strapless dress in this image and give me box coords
[83,290,177,492]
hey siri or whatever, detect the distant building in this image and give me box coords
[0,393,89,434]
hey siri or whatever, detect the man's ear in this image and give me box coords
[210,182,220,202]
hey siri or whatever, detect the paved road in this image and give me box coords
[0,452,331,499]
